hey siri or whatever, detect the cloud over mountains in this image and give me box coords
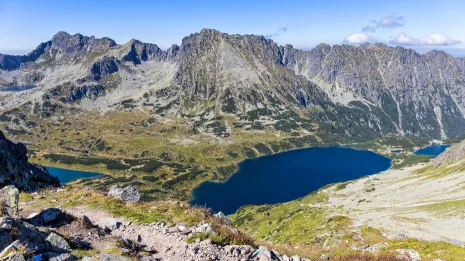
[390,33,462,46]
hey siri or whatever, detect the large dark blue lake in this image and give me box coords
[191,146,391,214]
[46,167,103,184]
[414,145,450,156]
[0,86,37,92]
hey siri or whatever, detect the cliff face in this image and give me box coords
[1,29,465,140]
[0,130,59,190]
[283,43,465,139]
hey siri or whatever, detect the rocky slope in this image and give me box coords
[0,184,424,261]
[0,130,59,190]
[1,29,464,140]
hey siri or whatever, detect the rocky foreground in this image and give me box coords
[1,184,431,261]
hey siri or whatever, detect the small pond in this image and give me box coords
[46,167,104,184]
[414,144,450,156]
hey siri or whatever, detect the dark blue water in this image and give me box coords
[46,167,103,184]
[0,86,37,92]
[414,145,450,156]
[191,146,391,214]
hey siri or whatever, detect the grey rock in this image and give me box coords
[12,221,49,254]
[214,211,233,226]
[46,232,72,253]
[29,208,64,226]
[0,186,19,218]
[108,185,140,202]
[319,254,329,260]
[96,217,121,231]
[194,223,214,234]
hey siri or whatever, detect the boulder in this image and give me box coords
[108,185,140,202]
[96,218,121,232]
[0,186,19,218]
[29,208,65,226]
[13,221,49,254]
[46,233,71,253]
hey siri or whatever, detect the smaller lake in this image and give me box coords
[46,167,104,184]
[0,86,37,92]
[191,146,391,215]
[414,145,450,156]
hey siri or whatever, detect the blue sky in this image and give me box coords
[1,0,464,56]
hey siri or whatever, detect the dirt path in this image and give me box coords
[45,205,255,261]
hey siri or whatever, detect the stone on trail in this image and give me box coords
[29,208,64,226]
[96,217,121,232]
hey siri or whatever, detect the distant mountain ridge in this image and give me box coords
[1,29,465,140]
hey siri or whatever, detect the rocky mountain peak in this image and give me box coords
[50,31,117,55]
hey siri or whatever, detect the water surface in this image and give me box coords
[46,167,103,184]
[0,86,37,92]
[191,146,391,214]
[414,144,450,156]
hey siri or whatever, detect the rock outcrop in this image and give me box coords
[0,131,59,191]
[108,184,140,202]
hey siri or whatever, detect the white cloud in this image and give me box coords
[390,33,462,46]
[343,34,376,44]
[362,14,404,33]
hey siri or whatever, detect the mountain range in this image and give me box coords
[1,29,465,140]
